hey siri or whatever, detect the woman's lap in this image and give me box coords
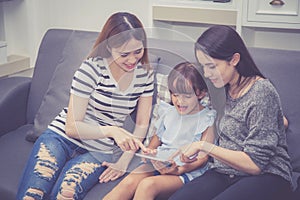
[169,169,291,200]
[50,152,110,199]
[18,130,116,200]
[169,170,228,200]
[214,172,291,200]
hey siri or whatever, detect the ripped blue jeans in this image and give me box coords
[17,129,121,200]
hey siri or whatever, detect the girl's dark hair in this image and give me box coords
[195,25,265,86]
[89,12,149,69]
[168,62,207,95]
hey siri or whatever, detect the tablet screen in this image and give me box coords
[135,147,180,163]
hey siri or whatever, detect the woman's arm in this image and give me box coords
[112,95,153,168]
[65,94,144,151]
[283,116,288,129]
[99,96,153,183]
[180,121,261,175]
[102,95,153,160]
[132,95,153,142]
[181,141,261,175]
[65,94,112,139]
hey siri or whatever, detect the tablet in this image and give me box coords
[135,147,180,163]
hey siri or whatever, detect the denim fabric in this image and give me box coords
[17,129,118,200]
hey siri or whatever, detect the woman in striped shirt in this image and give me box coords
[17,12,153,200]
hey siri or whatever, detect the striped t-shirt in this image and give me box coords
[48,57,154,153]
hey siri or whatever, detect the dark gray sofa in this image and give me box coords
[0,28,299,200]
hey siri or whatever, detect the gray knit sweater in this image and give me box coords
[212,79,292,184]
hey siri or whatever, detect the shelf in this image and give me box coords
[153,5,237,25]
[0,55,30,78]
[243,0,300,30]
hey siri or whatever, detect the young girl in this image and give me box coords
[170,25,292,200]
[17,12,153,200]
[103,62,216,200]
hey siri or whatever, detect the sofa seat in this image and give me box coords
[0,124,33,200]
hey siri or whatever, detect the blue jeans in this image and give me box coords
[17,129,120,200]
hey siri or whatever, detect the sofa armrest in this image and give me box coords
[0,77,32,135]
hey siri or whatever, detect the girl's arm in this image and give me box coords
[132,95,153,144]
[140,134,162,155]
[147,134,162,149]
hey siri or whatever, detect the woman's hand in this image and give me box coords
[180,141,206,163]
[99,161,127,183]
[138,148,157,163]
[110,127,147,152]
[151,160,179,175]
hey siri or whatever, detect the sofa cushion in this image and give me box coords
[26,30,98,142]
[26,29,74,124]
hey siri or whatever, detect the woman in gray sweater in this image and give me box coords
[169,25,292,200]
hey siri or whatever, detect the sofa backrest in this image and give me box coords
[26,29,300,173]
[147,38,196,74]
[148,39,300,172]
[26,29,161,137]
[27,29,74,123]
[248,47,300,172]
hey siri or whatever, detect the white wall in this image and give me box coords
[1,0,152,66]
[0,5,5,41]
[1,0,300,68]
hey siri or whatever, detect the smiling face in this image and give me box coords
[109,38,144,72]
[196,50,239,88]
[170,78,204,115]
[171,92,202,115]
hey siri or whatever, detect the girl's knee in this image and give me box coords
[138,177,156,190]
[103,176,138,200]
[121,175,140,188]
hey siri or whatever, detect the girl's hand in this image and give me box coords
[111,127,147,152]
[99,161,126,183]
[151,160,179,175]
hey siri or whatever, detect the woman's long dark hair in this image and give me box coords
[195,25,266,133]
[195,25,265,88]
